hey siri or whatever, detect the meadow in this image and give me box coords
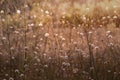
[0,0,120,80]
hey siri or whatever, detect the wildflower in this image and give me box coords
[82,71,86,74]
[59,35,63,39]
[0,10,4,14]
[62,38,65,41]
[33,15,37,18]
[48,57,52,60]
[114,72,117,74]
[62,62,70,66]
[88,31,92,34]
[64,55,68,59]
[80,32,84,36]
[41,9,44,12]
[113,15,117,19]
[55,33,58,36]
[107,35,113,38]
[5,74,9,76]
[24,64,28,68]
[31,23,34,26]
[82,16,86,20]
[90,67,94,70]
[14,30,19,34]
[73,42,77,44]
[34,51,38,54]
[0,52,3,55]
[33,35,36,38]
[73,27,76,30]
[44,64,48,68]
[34,63,38,66]
[17,10,21,14]
[11,56,15,60]
[94,46,99,49]
[62,43,65,47]
[107,16,111,18]
[73,68,79,73]
[15,69,19,73]
[40,38,43,41]
[2,37,6,40]
[109,43,114,46]
[38,23,43,26]
[2,19,5,22]
[9,77,14,80]
[20,74,24,77]
[102,16,106,20]
[107,70,111,73]
[37,58,40,62]
[10,47,14,50]
[44,33,49,37]
[62,16,65,18]
[43,53,47,56]
[106,31,111,34]
[45,10,49,14]
[35,68,39,71]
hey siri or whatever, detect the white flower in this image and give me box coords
[10,47,14,50]
[31,23,34,26]
[45,10,49,14]
[14,30,19,34]
[0,52,3,55]
[106,31,111,34]
[55,33,58,36]
[107,16,110,18]
[17,10,21,14]
[5,74,9,76]
[9,77,14,80]
[33,15,37,18]
[102,16,106,20]
[2,37,6,40]
[15,69,19,73]
[44,33,49,37]
[20,74,24,77]
[44,64,48,68]
[90,67,94,70]
[41,9,44,12]
[2,19,5,22]
[39,23,43,26]
[107,70,111,73]
[0,10,4,13]
[73,68,79,73]
[33,35,36,38]
[94,46,99,49]
[62,38,65,41]
[82,16,86,20]
[113,16,117,19]
[109,43,114,46]
[89,31,92,34]
[107,35,113,38]
[11,56,15,59]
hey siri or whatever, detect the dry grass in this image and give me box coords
[0,0,120,80]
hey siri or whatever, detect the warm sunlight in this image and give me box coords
[0,0,120,80]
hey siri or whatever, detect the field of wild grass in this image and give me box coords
[0,0,120,80]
